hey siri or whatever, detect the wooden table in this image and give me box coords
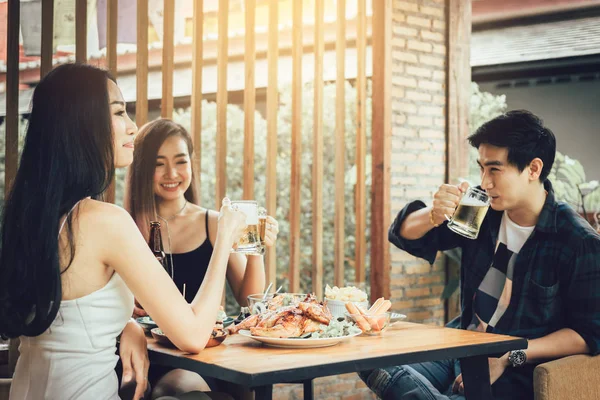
[147,322,527,400]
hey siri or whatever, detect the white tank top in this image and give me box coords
[10,201,134,400]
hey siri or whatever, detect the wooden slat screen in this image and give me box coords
[311,0,325,299]
[161,0,175,119]
[191,0,204,190]
[75,0,87,63]
[215,0,229,209]
[136,0,149,127]
[370,0,392,302]
[2,0,390,304]
[4,0,20,197]
[334,0,346,288]
[355,0,367,284]
[243,0,256,200]
[265,0,279,288]
[289,0,303,293]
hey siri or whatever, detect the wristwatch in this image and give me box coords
[508,349,527,368]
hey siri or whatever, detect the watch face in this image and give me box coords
[510,350,526,367]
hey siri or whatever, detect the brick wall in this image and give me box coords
[273,374,376,400]
[389,0,448,326]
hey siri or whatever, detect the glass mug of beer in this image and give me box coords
[231,200,262,254]
[256,207,268,255]
[445,187,490,240]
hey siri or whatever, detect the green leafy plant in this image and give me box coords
[548,153,600,213]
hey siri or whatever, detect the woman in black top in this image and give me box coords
[125,118,279,398]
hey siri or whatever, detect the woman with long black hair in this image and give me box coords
[0,63,245,400]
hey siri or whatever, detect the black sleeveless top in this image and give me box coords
[167,211,214,303]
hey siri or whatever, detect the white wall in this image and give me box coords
[479,79,600,180]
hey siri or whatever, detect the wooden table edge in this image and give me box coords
[148,337,527,388]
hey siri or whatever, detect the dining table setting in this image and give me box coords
[142,284,527,400]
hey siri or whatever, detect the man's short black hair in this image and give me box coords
[468,110,556,182]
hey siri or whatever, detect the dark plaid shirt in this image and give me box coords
[389,180,600,357]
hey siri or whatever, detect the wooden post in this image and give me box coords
[243,0,256,200]
[312,0,324,299]
[289,0,302,293]
[191,0,204,190]
[265,0,279,288]
[5,0,20,197]
[75,0,87,63]
[161,0,175,119]
[105,0,118,203]
[446,0,472,322]
[136,0,149,127]
[216,0,229,208]
[447,0,472,183]
[106,0,117,77]
[40,0,54,78]
[370,0,392,302]
[334,0,346,288]
[355,0,367,285]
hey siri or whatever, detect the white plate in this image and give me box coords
[238,329,362,349]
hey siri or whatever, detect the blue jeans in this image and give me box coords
[359,359,466,400]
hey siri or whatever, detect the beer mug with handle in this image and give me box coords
[445,187,490,240]
[256,207,268,255]
[231,200,262,254]
[243,206,267,256]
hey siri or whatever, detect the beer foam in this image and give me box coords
[460,197,488,207]
[234,202,259,225]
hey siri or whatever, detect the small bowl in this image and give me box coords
[206,329,228,348]
[136,316,158,334]
[325,298,369,318]
[247,293,307,314]
[151,328,175,347]
[246,294,271,314]
[345,312,391,335]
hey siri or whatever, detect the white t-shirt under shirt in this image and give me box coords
[468,211,535,332]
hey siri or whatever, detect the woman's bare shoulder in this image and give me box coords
[205,208,220,244]
[78,198,133,220]
[186,204,218,224]
[76,198,139,237]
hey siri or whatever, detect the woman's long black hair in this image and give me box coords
[0,64,115,338]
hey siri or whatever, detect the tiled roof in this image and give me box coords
[471,15,600,67]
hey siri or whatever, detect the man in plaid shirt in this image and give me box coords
[361,110,600,400]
